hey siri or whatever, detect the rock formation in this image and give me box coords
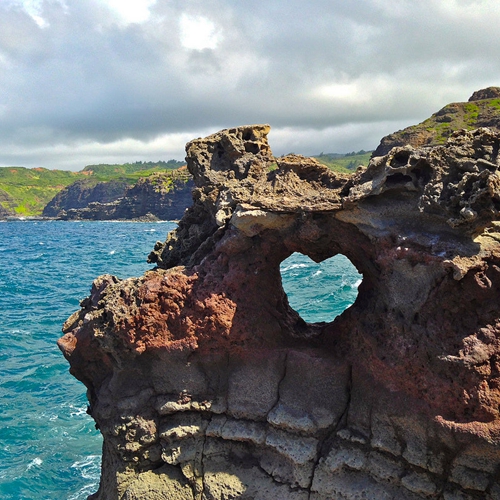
[44,170,194,221]
[374,87,500,156]
[59,125,500,499]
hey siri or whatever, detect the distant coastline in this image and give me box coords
[0,154,371,222]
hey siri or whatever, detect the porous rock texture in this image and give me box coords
[59,125,500,499]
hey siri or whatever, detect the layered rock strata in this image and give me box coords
[59,125,500,499]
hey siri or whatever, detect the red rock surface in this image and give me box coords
[59,125,500,499]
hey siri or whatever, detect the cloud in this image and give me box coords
[1,0,500,169]
[179,13,222,50]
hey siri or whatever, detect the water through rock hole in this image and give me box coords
[280,253,362,323]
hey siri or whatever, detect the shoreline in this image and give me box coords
[1,216,180,223]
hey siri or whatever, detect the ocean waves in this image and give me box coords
[280,252,362,323]
[0,221,176,500]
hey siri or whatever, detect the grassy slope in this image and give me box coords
[313,151,372,173]
[375,96,500,154]
[82,160,184,180]
[0,160,185,215]
[402,99,500,145]
[0,168,87,215]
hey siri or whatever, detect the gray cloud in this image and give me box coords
[1,0,500,169]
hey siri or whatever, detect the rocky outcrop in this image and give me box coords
[105,171,194,221]
[374,87,500,157]
[469,87,500,102]
[45,170,194,221]
[59,125,500,499]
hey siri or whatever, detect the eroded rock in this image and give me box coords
[59,125,500,499]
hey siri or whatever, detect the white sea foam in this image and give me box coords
[281,263,308,272]
[69,405,87,418]
[67,482,100,500]
[26,457,43,470]
[71,455,100,469]
[71,455,101,480]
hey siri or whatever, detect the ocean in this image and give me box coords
[0,220,361,499]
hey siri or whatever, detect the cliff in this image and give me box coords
[59,125,500,499]
[45,170,194,221]
[373,87,500,156]
[43,179,129,217]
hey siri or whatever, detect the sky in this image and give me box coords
[1,0,500,170]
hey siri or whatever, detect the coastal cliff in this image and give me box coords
[43,179,129,217]
[44,170,194,221]
[59,125,500,499]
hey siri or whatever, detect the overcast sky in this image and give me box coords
[1,0,500,170]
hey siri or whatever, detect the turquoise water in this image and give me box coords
[280,252,361,323]
[0,221,360,499]
[0,221,175,500]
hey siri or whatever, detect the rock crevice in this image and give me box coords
[60,125,500,499]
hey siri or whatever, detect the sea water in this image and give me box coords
[280,252,362,323]
[0,221,361,499]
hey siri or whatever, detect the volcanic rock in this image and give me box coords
[469,87,500,102]
[59,125,500,499]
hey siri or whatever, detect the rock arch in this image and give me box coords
[60,125,500,499]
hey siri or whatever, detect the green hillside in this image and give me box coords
[82,160,184,180]
[373,87,500,156]
[0,167,87,215]
[314,151,372,173]
[0,160,185,216]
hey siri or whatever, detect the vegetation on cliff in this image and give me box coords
[0,167,85,215]
[81,160,184,180]
[0,160,185,216]
[373,86,500,156]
